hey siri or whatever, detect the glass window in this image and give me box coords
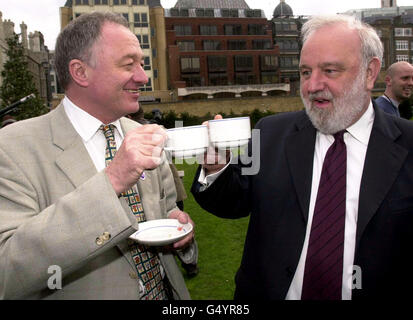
[396,55,409,62]
[208,56,227,72]
[396,40,409,50]
[224,25,242,35]
[113,0,119,5]
[180,57,200,73]
[252,40,272,50]
[200,25,217,35]
[228,40,246,50]
[203,40,221,51]
[248,24,266,35]
[177,41,195,51]
[234,55,253,71]
[261,55,278,70]
[174,25,192,35]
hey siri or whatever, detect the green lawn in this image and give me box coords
[174,160,250,300]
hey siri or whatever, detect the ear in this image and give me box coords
[68,59,90,88]
[365,57,381,91]
[384,74,392,87]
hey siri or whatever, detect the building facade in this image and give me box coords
[271,0,307,95]
[165,0,286,100]
[0,11,51,107]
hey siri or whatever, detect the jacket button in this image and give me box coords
[96,237,104,246]
[102,232,111,241]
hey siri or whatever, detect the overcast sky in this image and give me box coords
[0,0,411,50]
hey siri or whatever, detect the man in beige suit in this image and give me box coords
[0,12,194,300]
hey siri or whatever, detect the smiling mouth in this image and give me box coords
[124,89,140,94]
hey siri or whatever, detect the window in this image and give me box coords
[152,48,157,58]
[144,56,151,70]
[208,56,227,72]
[113,0,119,4]
[134,13,148,27]
[177,41,195,51]
[180,57,200,73]
[224,25,242,35]
[396,55,409,62]
[252,40,272,50]
[121,0,127,4]
[261,55,278,70]
[228,40,246,50]
[203,40,221,51]
[94,0,101,4]
[411,41,413,50]
[396,40,409,50]
[181,74,201,87]
[142,78,152,91]
[248,24,266,35]
[235,72,255,85]
[209,73,228,86]
[122,13,129,21]
[136,34,150,49]
[280,56,299,68]
[261,72,278,84]
[222,9,239,17]
[200,25,217,35]
[395,28,412,37]
[234,55,253,71]
[174,25,192,35]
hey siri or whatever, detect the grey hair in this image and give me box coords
[54,11,129,90]
[301,14,383,69]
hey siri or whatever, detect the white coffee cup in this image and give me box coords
[165,125,209,158]
[208,116,251,149]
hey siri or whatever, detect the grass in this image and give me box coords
[174,159,250,300]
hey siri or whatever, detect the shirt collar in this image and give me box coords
[345,100,374,146]
[383,94,400,107]
[62,96,124,142]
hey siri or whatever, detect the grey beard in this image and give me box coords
[301,73,369,135]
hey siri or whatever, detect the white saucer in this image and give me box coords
[129,219,193,246]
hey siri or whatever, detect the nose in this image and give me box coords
[133,64,148,85]
[306,70,326,93]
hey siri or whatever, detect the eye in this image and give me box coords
[300,70,311,77]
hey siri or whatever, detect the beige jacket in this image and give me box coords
[0,104,190,300]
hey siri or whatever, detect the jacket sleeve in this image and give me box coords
[0,146,138,299]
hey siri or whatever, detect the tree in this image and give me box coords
[0,33,48,120]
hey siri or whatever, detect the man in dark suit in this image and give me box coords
[375,61,413,117]
[191,14,413,300]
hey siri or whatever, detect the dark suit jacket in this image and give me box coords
[375,96,400,117]
[191,104,413,300]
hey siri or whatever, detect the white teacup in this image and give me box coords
[165,125,209,158]
[208,116,251,149]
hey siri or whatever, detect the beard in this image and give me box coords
[301,70,369,135]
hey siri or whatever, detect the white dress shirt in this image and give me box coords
[62,96,124,172]
[199,102,375,300]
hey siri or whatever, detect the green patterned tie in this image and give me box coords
[101,124,168,300]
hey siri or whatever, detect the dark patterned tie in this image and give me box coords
[101,124,168,300]
[302,130,347,300]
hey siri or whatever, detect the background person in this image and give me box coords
[191,14,413,300]
[375,61,413,117]
[0,12,194,300]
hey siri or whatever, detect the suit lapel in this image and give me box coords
[356,106,408,250]
[51,104,97,188]
[285,113,317,223]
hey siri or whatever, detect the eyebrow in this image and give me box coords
[299,62,346,70]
